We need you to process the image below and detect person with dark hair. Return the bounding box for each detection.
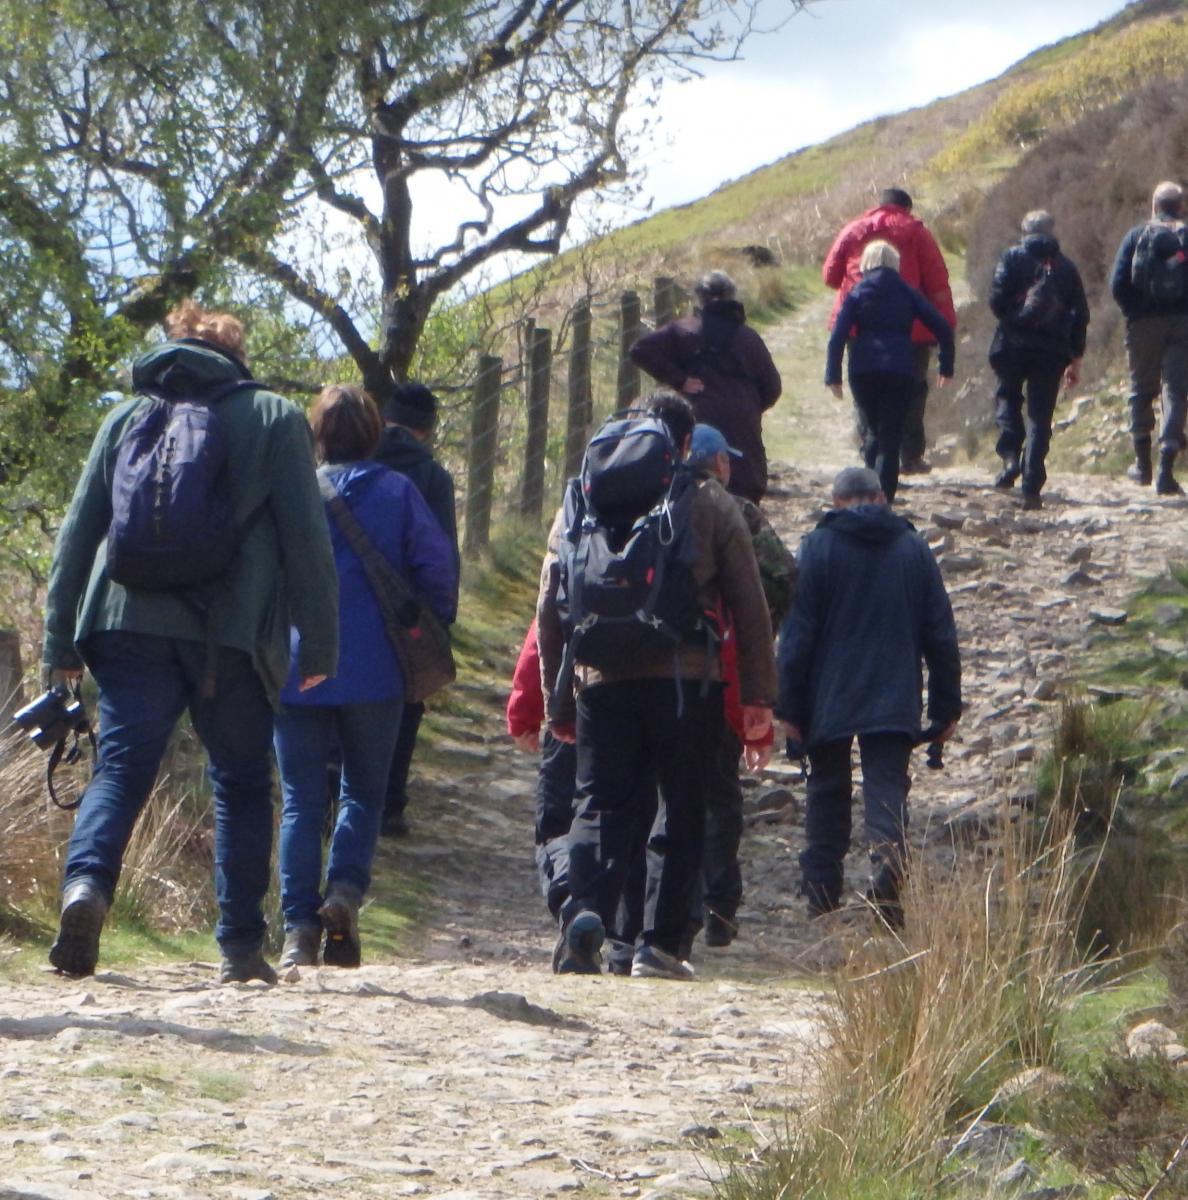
[628,270,782,503]
[988,211,1090,509]
[536,391,777,980]
[273,385,456,970]
[826,240,955,504]
[42,302,339,983]
[1110,181,1188,495]
[372,381,460,837]
[777,467,961,929]
[823,187,957,474]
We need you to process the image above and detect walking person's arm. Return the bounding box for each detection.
[917,546,962,735]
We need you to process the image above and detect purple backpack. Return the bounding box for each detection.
[106,379,255,591]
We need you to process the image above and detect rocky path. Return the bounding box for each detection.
[4,443,1188,1198]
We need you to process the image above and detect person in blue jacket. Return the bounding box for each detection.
[826,240,955,502]
[777,467,961,929]
[273,385,457,970]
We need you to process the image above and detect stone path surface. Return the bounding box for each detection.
[4,440,1188,1198]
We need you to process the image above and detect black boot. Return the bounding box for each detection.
[1129,440,1153,486]
[320,882,363,968]
[993,454,1021,489]
[1157,448,1184,496]
[48,878,108,977]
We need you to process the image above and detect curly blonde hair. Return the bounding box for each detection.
[163,299,247,362]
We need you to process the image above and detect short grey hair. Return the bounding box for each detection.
[694,269,737,303]
[1153,181,1184,218]
[859,240,900,274]
[832,466,882,502]
[1021,210,1055,236]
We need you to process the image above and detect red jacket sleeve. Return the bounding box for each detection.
[822,224,855,290]
[507,619,545,738]
[914,227,957,329]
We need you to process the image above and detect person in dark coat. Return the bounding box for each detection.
[988,210,1090,510]
[372,382,460,837]
[628,271,782,503]
[1109,180,1188,495]
[826,241,955,504]
[777,467,961,927]
[274,386,456,970]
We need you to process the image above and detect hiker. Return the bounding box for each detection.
[628,270,782,503]
[777,466,961,928]
[824,187,957,474]
[537,391,777,979]
[273,385,456,970]
[988,211,1090,510]
[825,240,955,503]
[41,301,339,983]
[372,381,460,838]
[685,423,795,945]
[1110,180,1188,495]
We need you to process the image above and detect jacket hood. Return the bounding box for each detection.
[819,503,914,544]
[1022,233,1060,259]
[131,338,251,397]
[857,205,920,241]
[699,298,746,325]
[322,459,388,503]
[377,424,434,470]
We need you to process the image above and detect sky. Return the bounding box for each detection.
[591,0,1132,228]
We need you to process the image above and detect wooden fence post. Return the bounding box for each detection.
[0,629,23,725]
[463,353,502,559]
[653,275,677,329]
[520,325,552,520]
[617,290,641,410]
[564,299,593,482]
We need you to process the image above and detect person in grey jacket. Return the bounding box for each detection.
[41,301,338,983]
[777,467,961,927]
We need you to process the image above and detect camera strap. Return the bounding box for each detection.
[45,684,97,811]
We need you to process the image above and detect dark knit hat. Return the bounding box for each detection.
[384,381,438,431]
[879,187,913,210]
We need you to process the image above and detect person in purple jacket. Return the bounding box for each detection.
[826,241,955,504]
[273,385,457,970]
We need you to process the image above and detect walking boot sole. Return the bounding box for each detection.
[49,895,105,977]
[320,897,361,968]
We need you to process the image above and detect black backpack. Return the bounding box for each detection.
[1015,254,1068,334]
[106,376,257,591]
[1131,222,1187,304]
[551,414,714,710]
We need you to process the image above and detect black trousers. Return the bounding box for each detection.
[800,733,913,915]
[563,678,723,956]
[850,372,914,502]
[701,729,744,922]
[383,700,424,819]
[992,349,1066,496]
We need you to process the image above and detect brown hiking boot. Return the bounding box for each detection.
[279,924,322,969]
[320,884,363,968]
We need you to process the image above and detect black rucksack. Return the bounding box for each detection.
[1015,254,1068,334]
[1131,222,1188,304]
[551,414,714,706]
[106,376,256,591]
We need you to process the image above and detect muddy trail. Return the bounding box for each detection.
[4,416,1188,1198]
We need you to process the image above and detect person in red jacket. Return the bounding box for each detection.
[823,188,957,475]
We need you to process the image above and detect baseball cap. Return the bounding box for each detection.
[689,423,742,466]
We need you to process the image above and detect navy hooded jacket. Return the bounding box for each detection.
[826,267,955,386]
[988,233,1090,363]
[374,425,460,573]
[777,504,961,748]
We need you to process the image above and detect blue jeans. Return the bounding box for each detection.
[65,631,276,954]
[273,698,403,930]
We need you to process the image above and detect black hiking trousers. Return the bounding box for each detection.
[563,677,724,957]
[992,347,1066,496]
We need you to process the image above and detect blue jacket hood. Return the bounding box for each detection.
[819,503,914,545]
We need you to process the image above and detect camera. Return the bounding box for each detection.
[12,684,92,751]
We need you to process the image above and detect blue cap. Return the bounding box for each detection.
[689,423,742,466]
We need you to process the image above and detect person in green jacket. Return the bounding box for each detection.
[41,300,338,983]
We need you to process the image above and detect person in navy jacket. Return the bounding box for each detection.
[273,385,457,970]
[826,240,955,503]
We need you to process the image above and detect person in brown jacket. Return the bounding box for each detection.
[537,392,776,981]
[629,271,782,503]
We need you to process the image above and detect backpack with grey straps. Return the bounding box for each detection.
[1131,222,1188,304]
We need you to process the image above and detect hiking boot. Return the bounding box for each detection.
[631,944,695,981]
[320,883,363,968]
[1128,442,1153,486]
[380,810,410,838]
[900,457,932,475]
[553,909,604,975]
[219,947,278,985]
[993,456,1021,490]
[279,924,322,970]
[48,878,108,978]
[1020,491,1043,511]
[605,938,635,976]
[1157,450,1184,496]
[866,891,906,933]
[703,911,737,948]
